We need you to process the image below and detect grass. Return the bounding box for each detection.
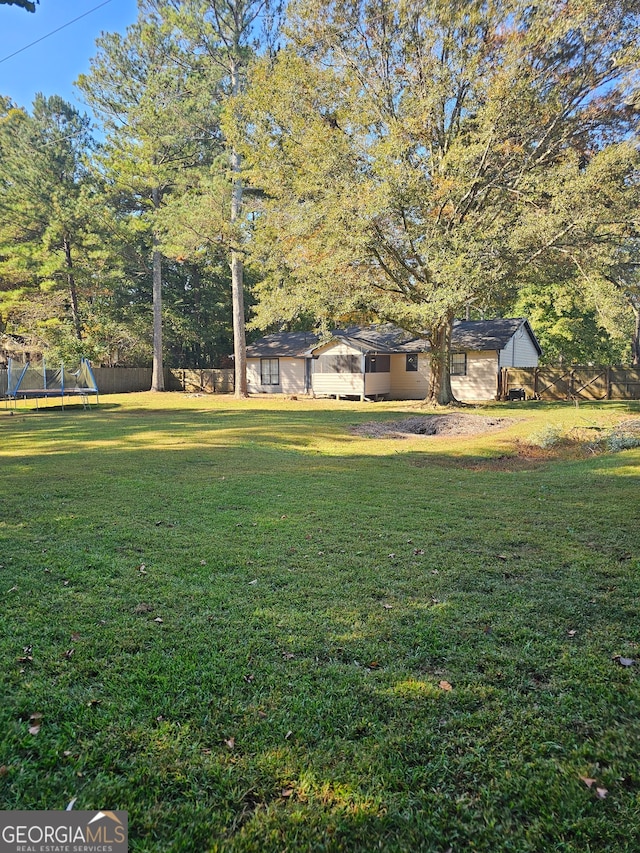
[0,393,639,852]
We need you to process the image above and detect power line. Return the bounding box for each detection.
[0,0,116,65]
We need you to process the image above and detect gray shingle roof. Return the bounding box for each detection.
[331,324,429,353]
[246,319,541,358]
[246,331,320,358]
[452,318,542,354]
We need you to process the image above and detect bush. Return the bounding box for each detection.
[527,423,565,448]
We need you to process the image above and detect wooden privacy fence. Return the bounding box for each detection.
[0,367,234,397]
[502,366,640,401]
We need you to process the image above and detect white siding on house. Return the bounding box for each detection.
[451,351,499,401]
[312,340,365,397]
[389,353,430,399]
[364,373,391,396]
[247,357,307,394]
[246,359,262,392]
[499,327,540,368]
[313,372,365,397]
[315,341,362,359]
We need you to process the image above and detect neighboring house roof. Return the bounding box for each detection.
[246,331,320,358]
[246,319,541,358]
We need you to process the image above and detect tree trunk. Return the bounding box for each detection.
[427,314,458,405]
[63,235,82,341]
[150,186,165,392]
[230,55,248,398]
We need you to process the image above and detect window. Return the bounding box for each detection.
[406,354,418,372]
[365,354,390,373]
[260,358,280,385]
[317,354,360,373]
[450,353,467,376]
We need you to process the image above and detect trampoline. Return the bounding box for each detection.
[6,358,99,409]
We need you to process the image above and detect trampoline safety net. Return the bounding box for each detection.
[7,358,99,406]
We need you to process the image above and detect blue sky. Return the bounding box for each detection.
[0,0,139,114]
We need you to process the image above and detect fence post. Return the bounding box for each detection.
[606,366,612,400]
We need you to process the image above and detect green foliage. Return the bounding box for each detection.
[237,0,640,394]
[0,95,121,356]
[0,0,38,11]
[515,282,630,366]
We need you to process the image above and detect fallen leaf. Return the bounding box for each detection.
[224,737,235,750]
[388,553,396,559]
[243,673,255,683]
[134,603,153,614]
[413,549,425,556]
[138,564,147,575]
[63,580,70,587]
[596,787,608,799]
[17,656,33,664]
[367,661,381,669]
[70,632,81,642]
[257,710,267,719]
[614,656,636,667]
[280,788,294,798]
[153,617,164,624]
[579,776,597,788]
[200,560,207,566]
[63,648,75,660]
[63,751,73,758]
[285,730,293,740]
[65,797,77,811]
[86,699,101,707]
[7,585,18,593]
[280,515,287,519]
[439,680,453,692]
[497,554,509,561]
[248,579,258,585]
[382,603,393,610]
[282,652,295,660]
[567,630,577,637]
[28,724,41,735]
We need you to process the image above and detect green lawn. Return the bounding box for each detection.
[1,394,639,852]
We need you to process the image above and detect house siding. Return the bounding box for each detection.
[313,372,365,397]
[247,357,307,394]
[451,351,499,401]
[312,341,365,397]
[389,353,430,399]
[499,327,540,367]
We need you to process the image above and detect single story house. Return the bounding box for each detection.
[246,318,541,402]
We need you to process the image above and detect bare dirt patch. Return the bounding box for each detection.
[350,413,515,439]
